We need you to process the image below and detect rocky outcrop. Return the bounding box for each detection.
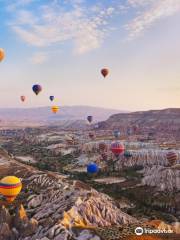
[0,155,136,239]
[141,165,180,192]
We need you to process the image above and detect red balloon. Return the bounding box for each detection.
[111,141,125,156]
[166,151,178,166]
[101,68,109,78]
[89,132,95,139]
[99,142,107,152]
[20,96,26,102]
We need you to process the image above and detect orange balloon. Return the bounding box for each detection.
[51,106,59,114]
[0,48,5,62]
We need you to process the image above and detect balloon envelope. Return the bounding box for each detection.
[0,48,5,62]
[49,96,54,101]
[124,151,132,158]
[127,128,131,136]
[20,96,26,102]
[0,176,22,202]
[101,68,109,78]
[32,84,42,95]
[99,142,107,152]
[111,141,125,156]
[51,106,59,114]
[89,132,95,139]
[113,130,120,139]
[87,115,93,123]
[87,163,99,174]
[166,151,178,166]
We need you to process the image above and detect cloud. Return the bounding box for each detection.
[4,0,180,53]
[7,1,115,54]
[126,0,180,39]
[30,52,48,64]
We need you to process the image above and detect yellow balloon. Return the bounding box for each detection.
[51,106,59,114]
[0,48,5,62]
[0,176,22,202]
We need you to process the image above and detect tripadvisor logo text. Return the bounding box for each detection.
[135,227,173,236]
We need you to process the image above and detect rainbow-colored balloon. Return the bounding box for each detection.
[0,176,22,202]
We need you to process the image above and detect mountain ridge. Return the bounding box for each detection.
[0,105,126,126]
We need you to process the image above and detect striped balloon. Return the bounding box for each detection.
[111,141,125,156]
[51,106,59,114]
[166,151,178,166]
[99,142,107,152]
[0,176,22,202]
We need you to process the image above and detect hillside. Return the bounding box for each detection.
[0,148,179,239]
[0,106,122,127]
[0,148,136,239]
[98,108,180,139]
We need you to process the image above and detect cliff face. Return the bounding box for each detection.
[97,108,180,139]
[141,165,180,192]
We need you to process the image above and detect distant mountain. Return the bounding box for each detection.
[0,106,125,126]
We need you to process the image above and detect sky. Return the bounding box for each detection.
[0,0,180,111]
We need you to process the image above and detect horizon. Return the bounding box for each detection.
[0,104,179,113]
[0,0,180,111]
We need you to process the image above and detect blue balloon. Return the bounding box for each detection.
[87,115,93,123]
[32,84,42,95]
[113,130,120,139]
[87,163,99,174]
[49,96,54,101]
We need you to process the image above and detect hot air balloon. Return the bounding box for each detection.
[124,151,132,159]
[87,163,99,174]
[101,152,108,161]
[0,176,22,203]
[111,141,125,157]
[20,96,26,102]
[49,96,54,101]
[87,115,93,124]
[32,84,42,95]
[113,130,120,139]
[51,106,59,114]
[99,142,107,152]
[133,125,139,134]
[0,48,5,62]
[101,68,109,78]
[127,128,131,136]
[166,151,178,166]
[89,132,95,139]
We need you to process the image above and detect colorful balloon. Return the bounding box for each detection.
[124,151,132,159]
[101,152,108,161]
[111,141,125,156]
[20,96,26,102]
[133,125,139,134]
[101,68,109,78]
[113,130,120,139]
[99,142,107,152]
[51,106,59,114]
[32,84,42,95]
[87,115,93,124]
[166,151,178,166]
[49,96,54,101]
[87,163,99,174]
[0,176,22,203]
[127,128,131,136]
[89,132,95,139]
[0,48,5,62]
